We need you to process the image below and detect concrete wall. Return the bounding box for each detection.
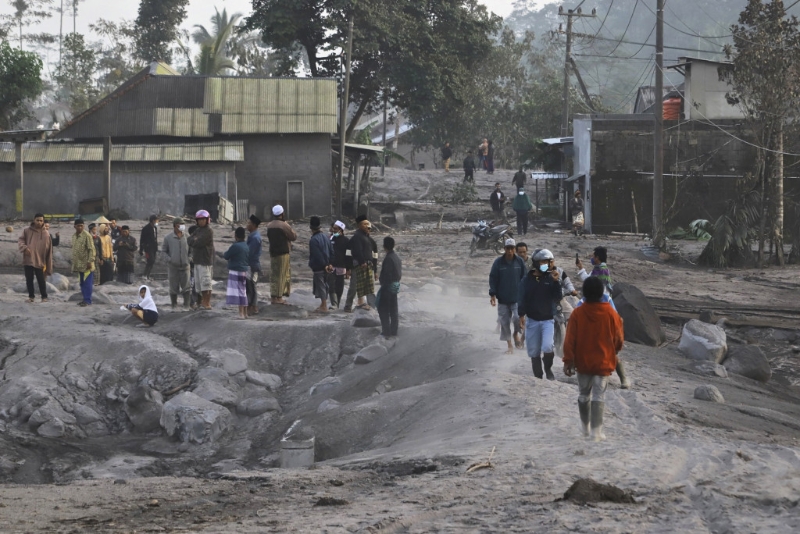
[234,134,332,221]
[685,62,746,121]
[0,162,233,219]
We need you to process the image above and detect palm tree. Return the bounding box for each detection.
[191,7,241,75]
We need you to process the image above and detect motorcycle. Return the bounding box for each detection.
[469,220,513,256]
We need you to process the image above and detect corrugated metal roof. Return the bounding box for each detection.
[0,141,244,163]
[153,109,212,137]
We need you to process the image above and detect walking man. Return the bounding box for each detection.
[378,236,402,338]
[570,189,585,235]
[71,219,96,307]
[518,249,563,378]
[512,189,533,236]
[18,213,53,303]
[489,183,507,224]
[114,225,137,284]
[463,150,476,183]
[512,168,527,192]
[563,276,624,441]
[266,205,297,305]
[329,221,349,309]
[441,142,452,172]
[187,210,215,310]
[309,216,334,313]
[139,215,159,280]
[246,215,263,315]
[162,217,191,309]
[489,238,526,354]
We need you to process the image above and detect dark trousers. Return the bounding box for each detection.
[79,271,93,304]
[515,210,529,235]
[24,265,47,299]
[143,249,156,278]
[378,291,399,337]
[329,273,345,308]
[463,169,474,182]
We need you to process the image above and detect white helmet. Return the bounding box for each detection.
[532,248,554,262]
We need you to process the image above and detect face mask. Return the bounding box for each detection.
[178,225,186,232]
[590,258,596,266]
[539,264,549,273]
[154,223,159,227]
[333,232,340,237]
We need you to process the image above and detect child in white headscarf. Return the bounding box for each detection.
[124,285,159,327]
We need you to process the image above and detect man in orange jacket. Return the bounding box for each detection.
[563,276,624,441]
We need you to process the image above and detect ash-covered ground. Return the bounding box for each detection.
[0,167,799,532]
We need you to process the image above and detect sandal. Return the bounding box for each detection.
[26,298,34,303]
[41,298,48,303]
[355,304,371,311]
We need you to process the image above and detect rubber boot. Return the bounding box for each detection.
[202,290,212,310]
[531,357,543,379]
[616,360,631,389]
[182,292,191,309]
[170,294,178,309]
[590,401,606,442]
[543,352,555,380]
[578,400,591,438]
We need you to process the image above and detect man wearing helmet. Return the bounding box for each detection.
[518,248,563,379]
[187,210,215,309]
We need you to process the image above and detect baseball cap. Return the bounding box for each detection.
[504,238,516,247]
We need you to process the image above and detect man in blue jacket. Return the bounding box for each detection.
[489,238,527,354]
[518,249,565,379]
[309,216,334,312]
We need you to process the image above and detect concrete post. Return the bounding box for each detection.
[353,154,361,217]
[103,137,112,210]
[14,142,23,217]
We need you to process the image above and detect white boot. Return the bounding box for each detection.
[579,400,590,438]
[591,401,606,442]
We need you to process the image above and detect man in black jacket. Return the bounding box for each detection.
[463,150,476,182]
[378,236,402,337]
[139,215,159,279]
[328,220,349,309]
[518,250,564,379]
[441,142,452,172]
[489,183,507,224]
[187,210,215,309]
[114,226,137,284]
[347,215,377,310]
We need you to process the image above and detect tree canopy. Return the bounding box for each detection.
[0,39,44,129]
[133,0,188,64]
[243,0,502,138]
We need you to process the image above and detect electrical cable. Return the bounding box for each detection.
[606,0,640,57]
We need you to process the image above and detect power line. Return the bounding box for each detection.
[606,0,640,57]
[567,30,723,54]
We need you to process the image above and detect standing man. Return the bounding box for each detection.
[18,213,53,303]
[441,142,452,172]
[563,276,624,441]
[348,215,378,310]
[378,236,402,338]
[139,215,159,280]
[114,225,137,284]
[512,189,533,236]
[308,216,334,313]
[329,221,349,310]
[489,183,507,224]
[187,210,215,310]
[512,168,527,192]
[266,205,297,305]
[245,215,263,315]
[44,222,60,246]
[162,217,191,309]
[489,238,527,354]
[109,218,121,241]
[478,138,488,170]
[486,140,495,174]
[71,219,96,307]
[515,241,529,267]
[518,249,563,379]
[570,189,585,235]
[463,150,476,183]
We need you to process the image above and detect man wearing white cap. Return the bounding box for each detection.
[187,210,215,309]
[488,238,526,354]
[328,220,349,309]
[265,205,297,304]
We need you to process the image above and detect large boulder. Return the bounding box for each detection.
[208,349,248,375]
[354,344,389,364]
[160,392,232,444]
[310,376,342,396]
[723,345,771,383]
[193,379,238,407]
[245,370,282,391]
[686,361,729,379]
[694,385,725,403]
[236,397,281,417]
[351,309,381,328]
[49,273,71,291]
[13,281,60,296]
[610,283,665,346]
[679,319,727,363]
[68,290,116,304]
[124,383,164,433]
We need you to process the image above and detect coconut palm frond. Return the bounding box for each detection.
[698,189,761,268]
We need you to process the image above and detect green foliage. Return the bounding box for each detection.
[1,0,55,48]
[90,19,142,96]
[433,182,479,205]
[243,0,501,138]
[697,190,761,267]
[54,32,100,116]
[133,0,189,64]
[0,39,43,129]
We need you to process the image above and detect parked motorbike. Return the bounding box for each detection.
[470,220,513,256]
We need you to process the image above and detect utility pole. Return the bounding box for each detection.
[337,20,354,219]
[381,92,387,177]
[653,0,665,248]
[559,6,596,137]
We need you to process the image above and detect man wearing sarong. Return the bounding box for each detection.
[349,215,378,310]
[308,216,334,313]
[266,205,297,305]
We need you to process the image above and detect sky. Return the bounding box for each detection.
[1,0,533,48]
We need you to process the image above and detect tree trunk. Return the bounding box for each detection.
[756,148,768,268]
[345,95,372,142]
[773,122,785,266]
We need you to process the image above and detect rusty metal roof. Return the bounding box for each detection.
[0,141,244,163]
[54,69,338,140]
